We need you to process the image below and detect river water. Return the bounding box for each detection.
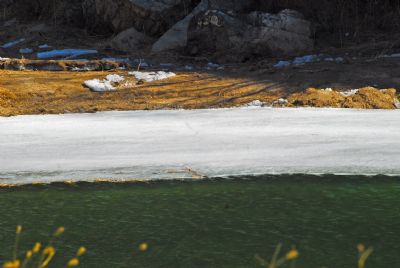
[0,175,399,267]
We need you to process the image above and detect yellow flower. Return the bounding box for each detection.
[39,246,56,268]
[138,243,148,252]
[357,243,365,253]
[77,246,86,257]
[43,246,55,255]
[25,250,33,259]
[32,242,41,253]
[54,226,65,236]
[67,258,79,267]
[286,249,299,260]
[16,225,22,234]
[3,259,20,268]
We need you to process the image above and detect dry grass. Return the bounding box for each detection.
[0,70,281,116]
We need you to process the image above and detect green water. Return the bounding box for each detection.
[0,175,399,268]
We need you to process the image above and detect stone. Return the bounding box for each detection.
[187,9,313,59]
[89,0,194,36]
[110,27,153,52]
[152,0,208,53]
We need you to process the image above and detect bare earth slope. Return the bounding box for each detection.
[1,56,400,116]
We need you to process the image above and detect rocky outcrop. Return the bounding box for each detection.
[87,0,197,36]
[152,0,208,53]
[186,9,313,59]
[111,27,154,52]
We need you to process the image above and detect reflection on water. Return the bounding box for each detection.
[0,174,399,267]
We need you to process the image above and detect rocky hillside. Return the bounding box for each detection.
[1,0,400,60]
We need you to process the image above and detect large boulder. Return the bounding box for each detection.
[152,0,208,53]
[87,0,198,36]
[187,9,313,59]
[110,27,154,52]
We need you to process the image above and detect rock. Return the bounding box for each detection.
[90,0,195,36]
[110,27,153,52]
[152,0,208,53]
[245,9,311,36]
[187,9,313,59]
[208,0,256,12]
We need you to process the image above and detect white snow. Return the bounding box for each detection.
[84,74,124,92]
[293,54,318,65]
[105,74,125,83]
[84,79,115,92]
[1,38,25,48]
[19,48,33,54]
[129,71,176,82]
[242,100,264,107]
[340,89,359,97]
[101,57,130,63]
[382,53,400,58]
[38,44,51,49]
[1,108,400,184]
[0,57,10,61]
[274,60,291,68]
[37,49,98,59]
[274,55,345,68]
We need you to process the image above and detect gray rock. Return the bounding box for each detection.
[110,27,154,52]
[187,9,313,58]
[90,0,191,36]
[152,0,208,53]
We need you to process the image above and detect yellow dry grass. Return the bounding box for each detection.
[0,70,281,116]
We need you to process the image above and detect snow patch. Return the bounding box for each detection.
[242,100,265,107]
[38,44,51,49]
[1,38,25,48]
[84,74,125,92]
[106,74,125,83]
[129,71,176,82]
[274,60,291,68]
[340,89,359,97]
[37,49,98,59]
[102,57,130,63]
[0,57,10,61]
[19,48,33,54]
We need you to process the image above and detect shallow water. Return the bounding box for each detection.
[0,175,399,267]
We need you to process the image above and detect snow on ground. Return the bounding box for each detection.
[340,89,359,96]
[274,54,345,68]
[38,44,51,49]
[129,71,176,82]
[19,48,33,54]
[84,74,124,92]
[1,38,25,48]
[37,49,98,59]
[1,108,400,184]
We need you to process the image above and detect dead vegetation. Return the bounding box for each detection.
[287,87,399,109]
[0,69,398,117]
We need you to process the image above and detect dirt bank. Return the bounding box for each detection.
[0,60,399,116]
